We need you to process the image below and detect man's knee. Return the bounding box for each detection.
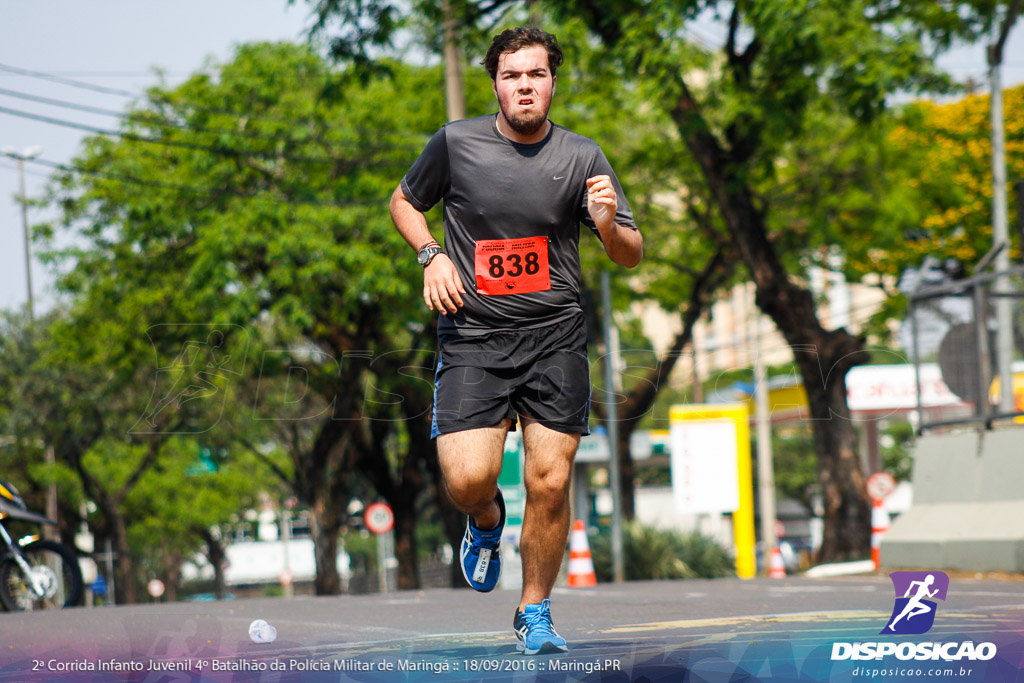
[526,465,571,507]
[438,433,505,511]
[444,471,498,510]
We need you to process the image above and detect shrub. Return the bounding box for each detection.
[589,522,735,581]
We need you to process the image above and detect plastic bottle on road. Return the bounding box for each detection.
[248,619,278,643]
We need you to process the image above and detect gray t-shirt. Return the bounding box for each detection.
[401,113,637,333]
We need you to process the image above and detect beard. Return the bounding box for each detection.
[498,98,549,136]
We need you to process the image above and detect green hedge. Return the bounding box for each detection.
[589,522,735,581]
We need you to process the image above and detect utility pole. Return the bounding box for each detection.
[600,271,625,583]
[753,318,778,571]
[1016,180,1024,254]
[2,146,42,320]
[987,2,1022,415]
[2,146,57,539]
[691,333,703,403]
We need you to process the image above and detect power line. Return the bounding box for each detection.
[23,155,391,210]
[0,87,127,117]
[0,86,423,153]
[0,104,416,170]
[2,71,193,78]
[0,62,137,98]
[0,61,430,149]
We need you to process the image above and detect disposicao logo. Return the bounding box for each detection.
[882,570,949,635]
[831,570,997,662]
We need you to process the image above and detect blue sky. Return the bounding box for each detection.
[1,2,1023,316]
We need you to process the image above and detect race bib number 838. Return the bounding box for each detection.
[474,236,551,296]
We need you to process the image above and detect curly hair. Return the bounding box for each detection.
[481,26,564,80]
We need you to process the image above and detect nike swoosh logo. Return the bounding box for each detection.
[553,175,565,180]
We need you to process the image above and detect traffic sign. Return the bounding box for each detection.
[364,502,394,535]
[866,471,897,502]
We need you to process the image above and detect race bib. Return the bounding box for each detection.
[474,236,551,296]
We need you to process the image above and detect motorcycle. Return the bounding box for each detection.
[0,479,83,610]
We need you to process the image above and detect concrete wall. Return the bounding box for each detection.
[881,428,1024,571]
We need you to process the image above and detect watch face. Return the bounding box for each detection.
[418,246,441,265]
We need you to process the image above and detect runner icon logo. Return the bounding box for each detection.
[881,570,949,635]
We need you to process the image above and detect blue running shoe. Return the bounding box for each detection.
[460,488,505,592]
[513,599,569,655]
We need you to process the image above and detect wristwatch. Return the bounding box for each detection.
[417,245,444,267]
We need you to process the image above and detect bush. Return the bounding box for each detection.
[589,522,735,581]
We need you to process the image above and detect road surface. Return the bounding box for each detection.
[1,575,1022,682]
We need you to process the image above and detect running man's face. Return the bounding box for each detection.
[493,44,555,138]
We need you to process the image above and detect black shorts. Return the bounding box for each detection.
[430,313,591,438]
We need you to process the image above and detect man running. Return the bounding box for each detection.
[389,26,642,655]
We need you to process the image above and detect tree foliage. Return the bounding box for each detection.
[887,86,1024,268]
[34,42,472,595]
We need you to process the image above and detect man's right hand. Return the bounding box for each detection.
[424,254,466,315]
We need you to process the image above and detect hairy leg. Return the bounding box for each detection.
[436,419,512,530]
[518,417,580,611]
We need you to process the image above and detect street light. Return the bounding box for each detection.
[2,145,43,320]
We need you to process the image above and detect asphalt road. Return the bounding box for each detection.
[1,575,1022,682]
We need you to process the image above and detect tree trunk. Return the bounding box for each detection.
[443,0,466,122]
[162,547,183,602]
[666,79,871,561]
[108,509,136,604]
[199,528,227,600]
[300,399,354,596]
[392,494,419,590]
[310,495,342,594]
[390,412,434,591]
[790,337,871,560]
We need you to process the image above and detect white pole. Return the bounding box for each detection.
[989,24,1016,414]
[601,271,626,583]
[754,318,777,570]
[281,508,293,598]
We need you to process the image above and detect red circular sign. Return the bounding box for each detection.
[866,471,897,502]
[364,502,394,534]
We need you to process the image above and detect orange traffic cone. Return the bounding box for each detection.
[567,520,597,587]
[871,498,891,570]
[769,546,786,578]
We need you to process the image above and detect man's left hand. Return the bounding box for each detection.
[586,175,617,230]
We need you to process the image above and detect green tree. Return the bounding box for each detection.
[124,438,270,601]
[38,42,455,594]
[0,309,213,603]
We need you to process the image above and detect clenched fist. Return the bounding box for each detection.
[586,175,618,231]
